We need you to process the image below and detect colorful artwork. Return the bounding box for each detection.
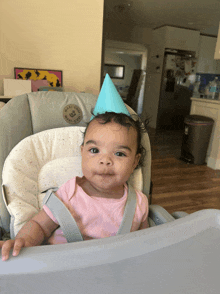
[14,68,62,91]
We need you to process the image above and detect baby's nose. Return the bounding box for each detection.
[99,155,113,166]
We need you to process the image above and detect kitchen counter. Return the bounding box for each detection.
[190,97,220,169]
[191,94,220,103]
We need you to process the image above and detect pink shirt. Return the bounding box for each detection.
[43,176,149,244]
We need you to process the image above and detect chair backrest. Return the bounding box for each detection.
[0,92,151,233]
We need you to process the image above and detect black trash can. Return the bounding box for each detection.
[180,115,214,165]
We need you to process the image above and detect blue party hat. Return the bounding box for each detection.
[92,74,130,119]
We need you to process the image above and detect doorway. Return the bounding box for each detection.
[104,40,148,115]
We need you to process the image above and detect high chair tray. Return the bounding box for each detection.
[1,209,220,294]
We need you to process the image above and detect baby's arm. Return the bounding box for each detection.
[0,210,58,261]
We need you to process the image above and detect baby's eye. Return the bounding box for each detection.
[115,151,126,157]
[89,147,99,154]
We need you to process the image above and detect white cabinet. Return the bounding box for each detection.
[153,26,200,53]
[197,35,219,74]
[164,26,200,52]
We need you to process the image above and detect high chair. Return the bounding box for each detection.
[0,92,220,293]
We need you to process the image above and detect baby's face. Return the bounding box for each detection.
[81,119,141,196]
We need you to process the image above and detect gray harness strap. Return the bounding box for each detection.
[43,190,83,242]
[116,184,137,235]
[43,183,137,243]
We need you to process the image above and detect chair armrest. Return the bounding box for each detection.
[149,204,175,225]
[148,217,156,227]
[171,211,189,219]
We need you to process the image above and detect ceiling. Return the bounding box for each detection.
[104,0,220,36]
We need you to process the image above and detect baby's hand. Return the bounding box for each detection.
[0,238,25,261]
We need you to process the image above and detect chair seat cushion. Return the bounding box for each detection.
[2,126,143,238]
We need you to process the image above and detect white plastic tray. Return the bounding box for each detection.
[1,209,220,293]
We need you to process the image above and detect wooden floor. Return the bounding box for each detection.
[148,128,220,214]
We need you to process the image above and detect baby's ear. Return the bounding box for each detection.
[80,145,84,154]
[134,153,141,169]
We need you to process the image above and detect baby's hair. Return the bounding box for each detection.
[82,112,149,169]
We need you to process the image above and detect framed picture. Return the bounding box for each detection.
[14,67,63,92]
[104,64,125,79]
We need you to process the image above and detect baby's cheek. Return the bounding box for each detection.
[82,162,93,176]
[81,161,88,173]
[120,168,131,179]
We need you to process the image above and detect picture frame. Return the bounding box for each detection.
[104,64,125,79]
[14,67,63,92]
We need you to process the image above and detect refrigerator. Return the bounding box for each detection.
[156,49,196,130]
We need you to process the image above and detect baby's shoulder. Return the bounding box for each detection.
[135,189,149,204]
[57,176,78,200]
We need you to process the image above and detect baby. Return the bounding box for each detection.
[0,112,149,261]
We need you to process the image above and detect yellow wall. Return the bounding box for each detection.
[0,0,104,95]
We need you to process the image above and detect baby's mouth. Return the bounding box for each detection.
[95,172,114,176]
